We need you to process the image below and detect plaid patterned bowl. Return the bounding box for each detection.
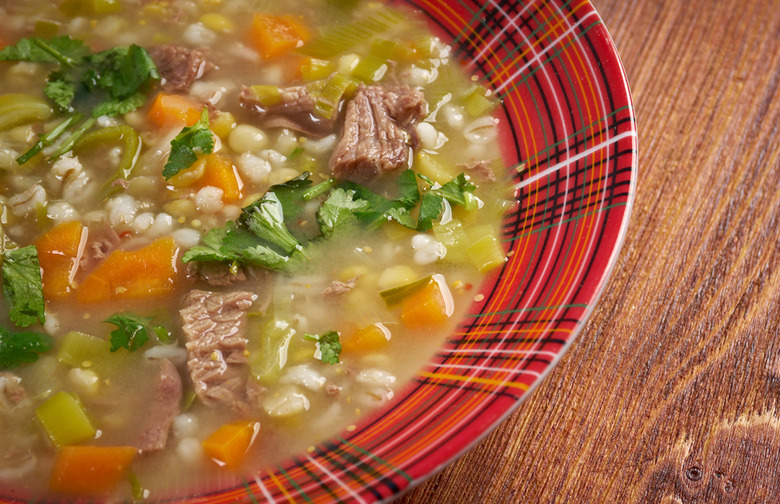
[181,1,637,502]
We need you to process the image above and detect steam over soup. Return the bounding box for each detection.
[0,0,512,500]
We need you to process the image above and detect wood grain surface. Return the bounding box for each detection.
[397,0,780,502]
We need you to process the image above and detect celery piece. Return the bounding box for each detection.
[249,318,295,385]
[248,85,283,107]
[0,94,53,132]
[352,54,388,83]
[301,57,333,82]
[379,275,432,305]
[57,331,106,368]
[36,391,96,447]
[461,84,499,117]
[432,219,469,263]
[314,73,358,119]
[415,151,453,185]
[301,6,405,58]
[371,39,412,61]
[465,225,506,273]
[34,20,61,38]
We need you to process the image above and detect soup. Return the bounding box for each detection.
[0,0,511,500]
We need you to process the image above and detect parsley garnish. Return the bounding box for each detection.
[104,312,159,352]
[0,36,159,164]
[0,326,53,369]
[162,109,215,178]
[304,331,342,365]
[1,245,46,328]
[182,192,307,272]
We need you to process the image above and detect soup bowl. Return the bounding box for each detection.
[0,0,635,502]
[189,0,636,502]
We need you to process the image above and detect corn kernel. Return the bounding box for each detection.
[200,13,233,32]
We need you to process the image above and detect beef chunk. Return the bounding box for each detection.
[180,290,256,409]
[148,44,212,93]
[322,276,358,298]
[460,159,498,182]
[239,84,338,137]
[0,372,26,407]
[330,84,427,184]
[136,359,182,452]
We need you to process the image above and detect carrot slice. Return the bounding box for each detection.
[202,421,260,469]
[197,152,244,203]
[400,276,454,329]
[147,92,202,128]
[76,237,179,304]
[50,445,136,495]
[249,14,310,60]
[35,221,87,300]
[342,323,392,354]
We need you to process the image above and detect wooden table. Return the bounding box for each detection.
[397,0,780,502]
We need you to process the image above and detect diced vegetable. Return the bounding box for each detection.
[36,391,96,447]
[35,220,87,300]
[249,14,310,60]
[400,275,453,329]
[49,446,136,495]
[465,225,506,273]
[314,72,358,119]
[351,54,388,83]
[59,0,122,17]
[76,237,179,304]
[432,219,469,263]
[461,84,499,117]
[247,85,282,107]
[147,92,202,128]
[202,421,260,469]
[197,152,244,203]
[74,125,141,184]
[341,323,391,354]
[379,275,431,305]
[414,151,452,185]
[300,57,333,81]
[0,93,53,132]
[57,331,106,368]
[250,318,296,384]
[300,7,404,59]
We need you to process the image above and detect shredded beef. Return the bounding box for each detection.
[148,44,212,93]
[239,84,338,137]
[136,359,182,452]
[460,159,498,182]
[323,277,358,298]
[180,290,256,410]
[330,84,427,183]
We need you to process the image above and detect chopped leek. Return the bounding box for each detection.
[249,317,296,384]
[314,73,358,119]
[379,275,432,305]
[248,85,282,107]
[35,391,96,447]
[462,84,499,117]
[351,54,387,83]
[465,225,506,273]
[414,151,452,185]
[57,331,107,368]
[301,6,405,58]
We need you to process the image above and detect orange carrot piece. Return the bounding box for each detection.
[202,421,260,469]
[197,153,244,203]
[147,92,202,128]
[35,221,88,300]
[249,13,310,60]
[76,237,179,304]
[342,323,391,354]
[400,278,453,329]
[50,445,136,495]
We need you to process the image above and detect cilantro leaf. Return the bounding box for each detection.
[181,224,234,263]
[104,312,153,352]
[162,109,214,179]
[432,173,478,209]
[268,172,314,220]
[0,35,90,64]
[304,331,342,365]
[416,192,444,231]
[85,45,159,101]
[240,192,304,255]
[0,326,53,369]
[1,245,46,328]
[317,188,369,237]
